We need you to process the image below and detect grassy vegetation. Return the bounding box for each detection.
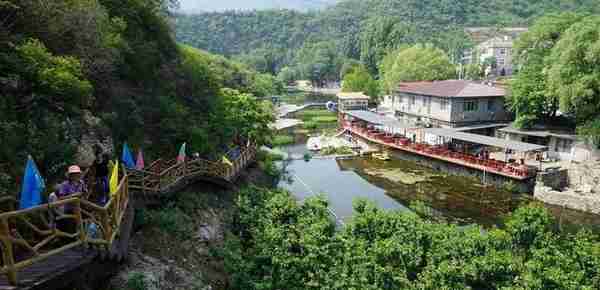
[143,205,193,240]
[311,116,338,123]
[126,272,147,290]
[320,146,354,156]
[296,109,336,120]
[272,134,295,146]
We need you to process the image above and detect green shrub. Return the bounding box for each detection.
[145,205,193,239]
[303,121,318,130]
[272,135,295,146]
[127,272,147,290]
[320,146,353,155]
[311,116,338,123]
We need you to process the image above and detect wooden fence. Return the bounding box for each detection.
[0,145,256,286]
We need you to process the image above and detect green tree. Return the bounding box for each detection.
[547,15,600,134]
[277,66,297,85]
[294,41,342,88]
[341,65,380,98]
[464,63,483,80]
[509,12,585,129]
[379,44,456,94]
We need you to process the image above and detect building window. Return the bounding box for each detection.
[498,58,505,66]
[463,101,478,112]
[500,48,506,55]
[410,95,416,106]
[440,99,449,111]
[487,99,495,111]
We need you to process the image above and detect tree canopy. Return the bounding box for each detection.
[225,187,600,290]
[341,64,380,99]
[379,44,456,94]
[509,12,600,146]
[0,0,279,194]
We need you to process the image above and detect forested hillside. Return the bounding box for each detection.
[0,0,277,194]
[175,0,600,78]
[178,0,338,12]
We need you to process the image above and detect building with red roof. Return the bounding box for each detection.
[381,80,514,128]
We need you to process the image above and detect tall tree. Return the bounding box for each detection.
[341,65,380,99]
[509,12,585,128]
[379,44,456,94]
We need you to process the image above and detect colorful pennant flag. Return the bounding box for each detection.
[177,143,187,164]
[109,160,119,196]
[122,143,136,168]
[136,149,145,170]
[19,156,45,209]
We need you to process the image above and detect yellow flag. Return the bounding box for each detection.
[109,160,119,195]
[222,156,233,167]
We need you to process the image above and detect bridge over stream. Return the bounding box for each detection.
[0,145,257,289]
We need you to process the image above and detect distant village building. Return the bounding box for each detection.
[462,27,528,76]
[337,92,370,112]
[381,80,513,128]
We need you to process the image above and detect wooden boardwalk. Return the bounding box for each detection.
[0,247,96,290]
[0,145,257,288]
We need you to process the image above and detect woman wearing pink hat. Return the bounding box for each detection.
[57,165,87,198]
[54,165,88,233]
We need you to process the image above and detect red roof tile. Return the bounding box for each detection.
[396,80,505,98]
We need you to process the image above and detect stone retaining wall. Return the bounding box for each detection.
[534,159,600,214]
[390,149,535,193]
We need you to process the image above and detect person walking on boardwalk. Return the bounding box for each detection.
[55,165,87,233]
[94,152,110,204]
[58,165,87,198]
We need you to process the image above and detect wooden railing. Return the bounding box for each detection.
[129,145,257,194]
[0,145,257,286]
[0,197,86,285]
[0,165,130,286]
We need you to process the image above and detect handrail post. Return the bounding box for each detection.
[73,199,86,247]
[0,217,17,285]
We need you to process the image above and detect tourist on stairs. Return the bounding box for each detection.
[56,165,87,233]
[94,151,110,205]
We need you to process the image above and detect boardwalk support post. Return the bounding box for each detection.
[0,218,17,286]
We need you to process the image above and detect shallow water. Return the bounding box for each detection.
[276,92,600,231]
[279,154,600,231]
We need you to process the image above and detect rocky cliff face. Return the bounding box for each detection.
[74,110,114,167]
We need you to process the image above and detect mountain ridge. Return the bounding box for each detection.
[178,0,338,12]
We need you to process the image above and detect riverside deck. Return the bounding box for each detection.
[341,119,542,180]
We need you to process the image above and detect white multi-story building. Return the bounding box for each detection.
[381,80,513,128]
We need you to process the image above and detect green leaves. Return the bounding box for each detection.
[341,65,380,99]
[510,12,600,134]
[380,44,456,93]
[224,188,600,289]
[16,39,93,107]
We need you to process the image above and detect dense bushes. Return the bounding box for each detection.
[224,187,600,289]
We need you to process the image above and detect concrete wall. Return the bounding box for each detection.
[393,93,452,123]
[449,97,512,125]
[389,148,535,193]
[534,159,600,214]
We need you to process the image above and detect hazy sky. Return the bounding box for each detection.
[178,0,337,12]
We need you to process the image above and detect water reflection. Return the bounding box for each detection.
[279,156,600,231]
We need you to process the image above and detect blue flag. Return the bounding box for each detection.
[122,143,136,168]
[19,156,45,209]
